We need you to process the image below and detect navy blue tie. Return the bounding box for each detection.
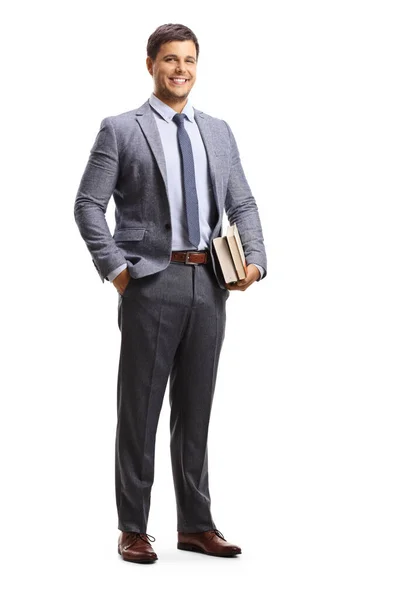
[172,112,200,247]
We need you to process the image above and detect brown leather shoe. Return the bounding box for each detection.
[177,529,241,557]
[118,532,158,563]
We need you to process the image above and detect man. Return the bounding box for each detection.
[74,23,267,564]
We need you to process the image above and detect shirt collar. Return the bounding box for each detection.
[149,92,195,123]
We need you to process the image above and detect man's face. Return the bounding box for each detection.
[146,40,197,104]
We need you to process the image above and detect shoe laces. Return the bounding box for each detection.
[123,532,156,550]
[208,528,226,541]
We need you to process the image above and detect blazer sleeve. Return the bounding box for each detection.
[74,117,127,282]
[223,120,267,279]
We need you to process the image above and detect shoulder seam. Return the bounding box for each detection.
[102,116,119,166]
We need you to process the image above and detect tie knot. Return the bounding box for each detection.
[173,113,186,127]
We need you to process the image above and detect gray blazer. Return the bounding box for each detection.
[74,99,267,290]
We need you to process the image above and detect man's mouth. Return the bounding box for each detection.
[169,77,188,86]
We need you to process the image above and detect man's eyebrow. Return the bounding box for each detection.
[163,53,196,60]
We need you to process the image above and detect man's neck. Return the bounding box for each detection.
[153,92,188,113]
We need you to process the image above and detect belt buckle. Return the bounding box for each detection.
[185,251,198,265]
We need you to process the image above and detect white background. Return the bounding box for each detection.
[1,1,399,598]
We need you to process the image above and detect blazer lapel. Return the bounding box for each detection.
[135,100,168,193]
[193,108,222,223]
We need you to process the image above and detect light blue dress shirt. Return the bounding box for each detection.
[107,93,265,282]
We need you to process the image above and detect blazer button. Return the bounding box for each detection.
[165,223,171,230]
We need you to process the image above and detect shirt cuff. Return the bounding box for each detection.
[107,263,127,282]
[252,264,265,281]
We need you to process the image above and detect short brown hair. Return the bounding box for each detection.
[147,23,199,62]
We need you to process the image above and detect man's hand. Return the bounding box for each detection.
[113,267,131,295]
[225,264,260,292]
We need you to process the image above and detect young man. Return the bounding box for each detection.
[74,23,267,564]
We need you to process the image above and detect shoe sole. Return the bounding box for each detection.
[177,542,241,557]
[118,547,158,563]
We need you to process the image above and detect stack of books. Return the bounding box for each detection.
[212,223,247,284]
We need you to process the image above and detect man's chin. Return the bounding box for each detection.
[169,85,189,95]
[161,87,190,101]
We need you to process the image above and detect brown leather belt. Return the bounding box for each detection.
[170,250,210,265]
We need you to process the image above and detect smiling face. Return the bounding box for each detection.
[146,40,197,111]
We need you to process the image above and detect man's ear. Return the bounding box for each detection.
[146,57,153,76]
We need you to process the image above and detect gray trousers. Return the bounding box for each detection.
[115,258,229,533]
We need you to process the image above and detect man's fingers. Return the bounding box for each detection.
[225,273,256,291]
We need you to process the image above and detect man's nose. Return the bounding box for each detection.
[175,60,188,73]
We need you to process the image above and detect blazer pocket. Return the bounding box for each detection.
[113,228,146,242]
[214,150,229,158]
[214,151,231,167]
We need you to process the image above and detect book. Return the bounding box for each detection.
[226,223,247,280]
[212,223,247,284]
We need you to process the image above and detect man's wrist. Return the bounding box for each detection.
[107,263,127,282]
[252,263,264,281]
